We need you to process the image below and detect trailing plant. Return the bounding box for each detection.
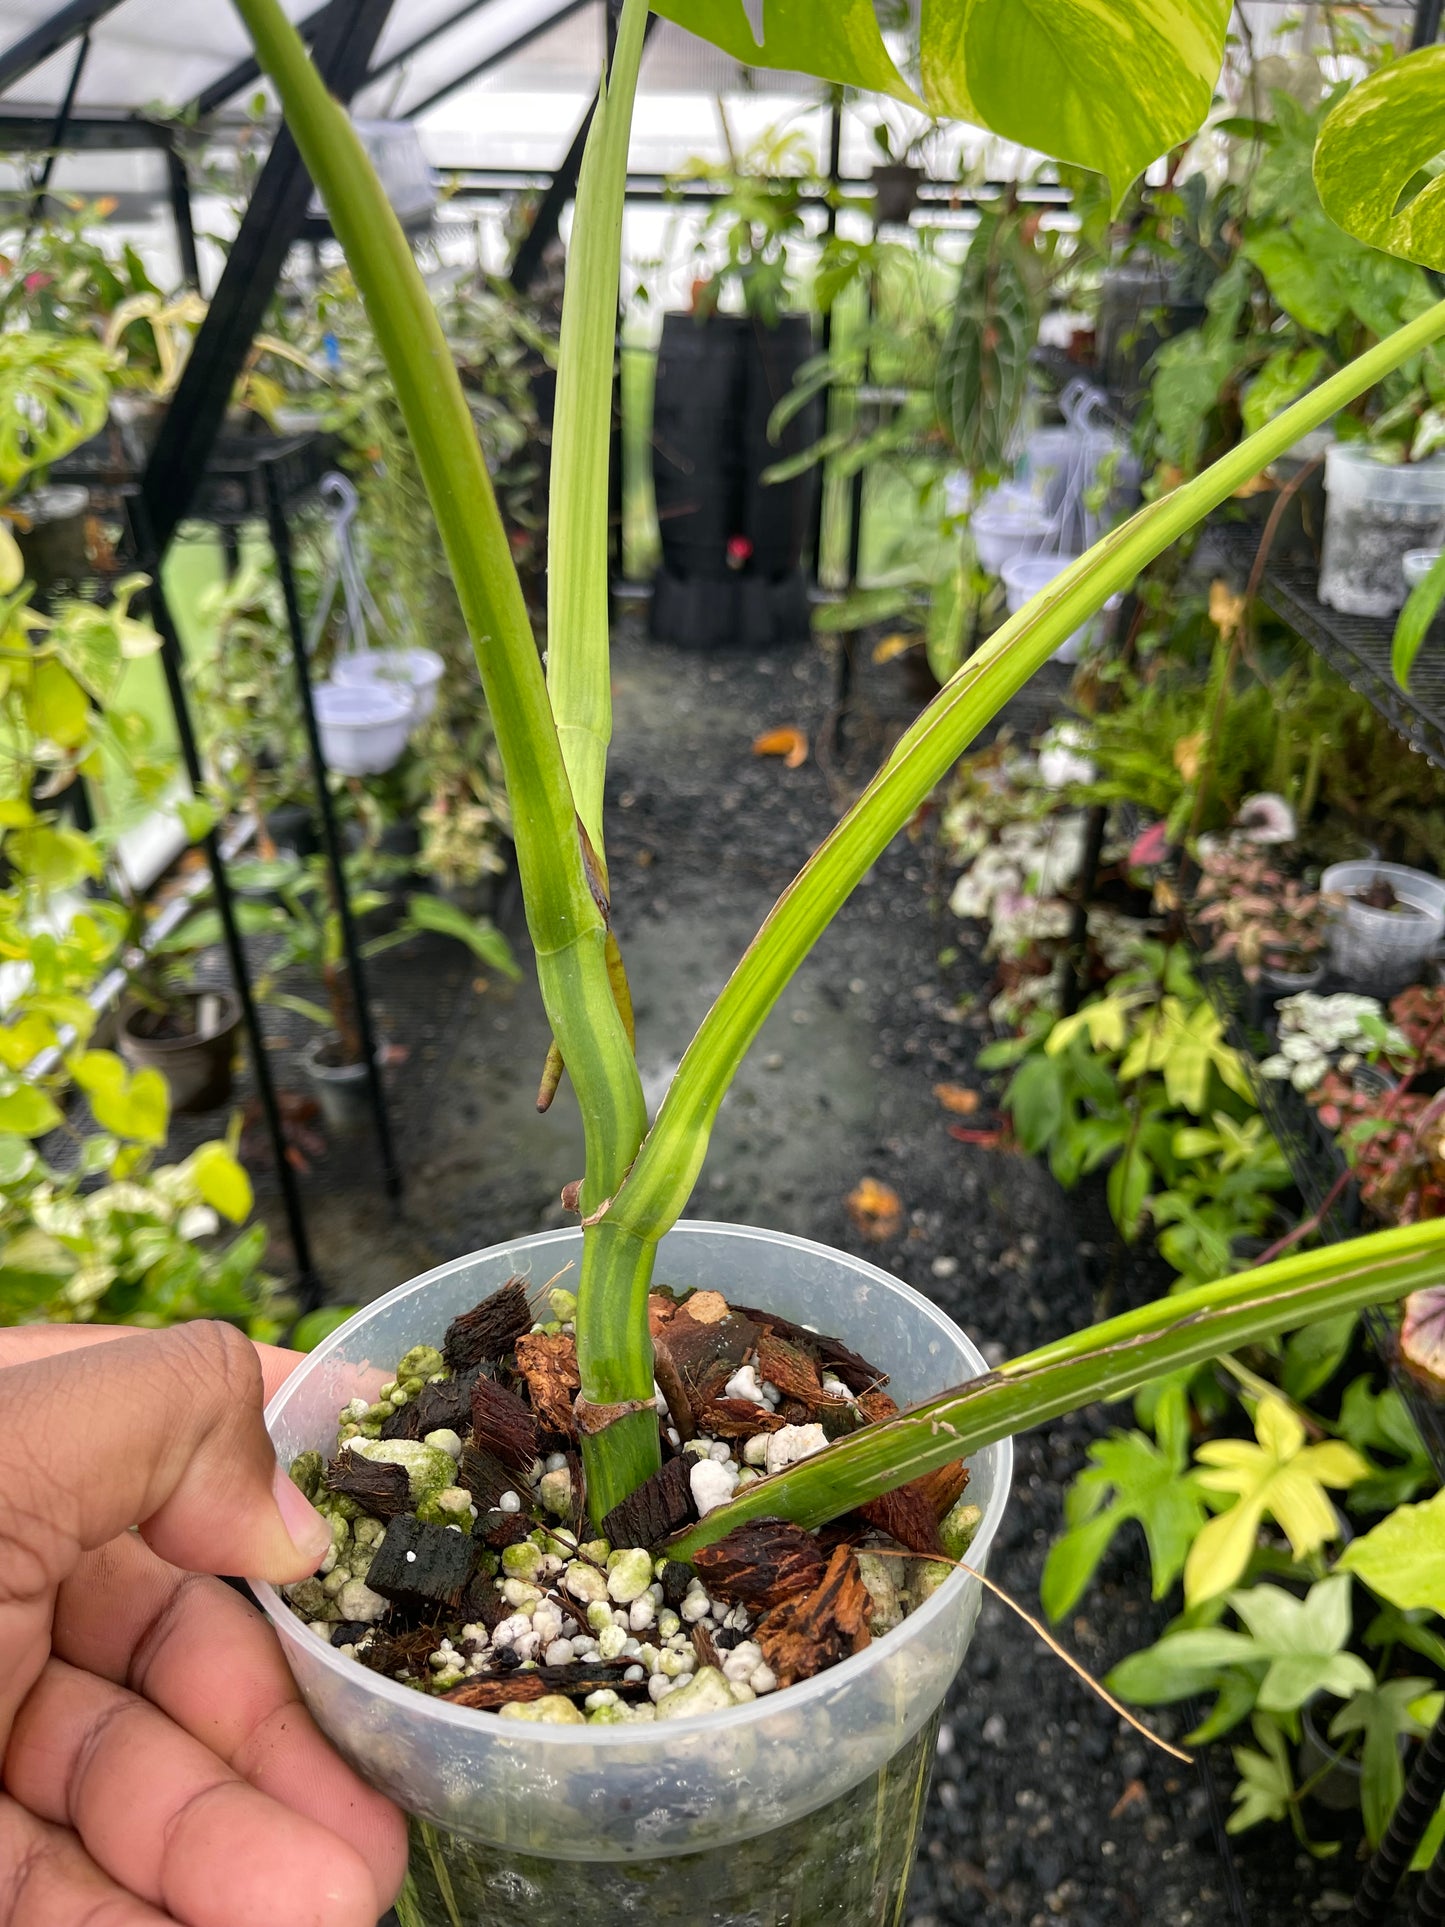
[236,0,1445,1545]
[670,123,829,328]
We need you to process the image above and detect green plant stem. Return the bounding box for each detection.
[605,296,1445,1267]
[666,1220,1445,1559]
[232,0,647,1212]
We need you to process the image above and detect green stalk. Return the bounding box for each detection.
[607,296,1445,1254]
[547,0,648,857]
[666,1221,1445,1559]
[232,0,647,1222]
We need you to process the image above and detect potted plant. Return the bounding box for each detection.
[237,0,1445,1914]
[1193,845,1337,995]
[1319,443,1445,616]
[116,922,245,1115]
[1319,858,1445,996]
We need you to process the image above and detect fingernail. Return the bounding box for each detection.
[272,1462,333,1566]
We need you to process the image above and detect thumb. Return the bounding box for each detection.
[2,1322,332,1590]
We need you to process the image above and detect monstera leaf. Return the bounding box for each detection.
[1315,46,1445,271]
[653,0,1231,211]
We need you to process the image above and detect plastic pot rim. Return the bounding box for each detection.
[252,1219,1013,1751]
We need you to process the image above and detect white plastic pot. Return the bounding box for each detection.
[972,485,1051,575]
[255,1221,1012,1925]
[1002,551,1112,663]
[1024,424,1138,519]
[1404,548,1441,592]
[333,647,445,725]
[1319,446,1445,616]
[1321,859,1445,996]
[313,680,412,775]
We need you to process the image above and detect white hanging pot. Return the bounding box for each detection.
[333,646,445,725]
[313,680,413,775]
[972,485,1051,575]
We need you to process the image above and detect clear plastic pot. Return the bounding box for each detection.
[1321,859,1445,996]
[1023,424,1139,520]
[313,680,413,775]
[254,1222,1013,1926]
[1002,551,1119,663]
[333,647,445,724]
[1319,446,1445,616]
[972,485,1051,574]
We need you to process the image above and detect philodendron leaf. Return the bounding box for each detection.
[922,0,1231,213]
[650,0,917,104]
[1041,1427,1207,1618]
[1339,1487,1445,1616]
[1392,545,1445,690]
[1315,47,1445,270]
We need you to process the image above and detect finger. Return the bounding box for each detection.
[7,1661,387,1927]
[0,1792,172,1926]
[53,1534,406,1907]
[0,1324,330,1745]
[0,1327,305,1403]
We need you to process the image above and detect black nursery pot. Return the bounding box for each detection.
[118,991,242,1113]
[649,312,822,649]
[15,485,91,586]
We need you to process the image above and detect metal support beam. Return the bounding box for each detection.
[0,0,123,98]
[140,0,396,555]
[21,29,88,245]
[405,0,590,117]
[367,0,501,85]
[166,144,200,290]
[192,3,331,120]
[1413,0,1444,47]
[0,109,170,149]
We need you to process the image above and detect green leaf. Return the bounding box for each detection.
[1041,1428,1207,1617]
[177,795,218,844]
[0,333,113,494]
[1187,1395,1368,1604]
[1281,1312,1357,1404]
[71,1050,169,1146]
[1393,543,1445,690]
[1329,1679,1433,1848]
[186,1142,254,1223]
[1108,1140,1153,1241]
[0,1084,63,1138]
[923,0,1231,214]
[1005,1052,1064,1153]
[1242,346,1327,438]
[291,1305,358,1352]
[1340,1488,1445,1616]
[651,0,916,104]
[1229,1715,1295,1834]
[26,660,90,750]
[403,893,522,979]
[1314,46,1445,271]
[1229,1576,1374,1713]
[8,824,102,890]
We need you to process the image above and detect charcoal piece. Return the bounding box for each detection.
[366,1514,476,1613]
[472,1375,538,1472]
[713,1628,742,1651]
[514,1331,581,1437]
[328,1620,377,1648]
[694,1520,827,1609]
[732,1302,888,1394]
[459,1444,514,1511]
[379,1371,476,1443]
[459,1573,510,1632]
[533,1661,652,1699]
[602,1455,693,1552]
[444,1277,534,1372]
[660,1558,698,1609]
[323,1452,411,1519]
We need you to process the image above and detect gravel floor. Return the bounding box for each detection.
[246,611,1404,1923]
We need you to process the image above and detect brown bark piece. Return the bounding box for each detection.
[730,1303,888,1395]
[361,1625,440,1682]
[691,1617,723,1672]
[663,1299,760,1385]
[379,1371,475,1443]
[858,1480,945,1556]
[515,1331,582,1439]
[602,1454,694,1552]
[693,1519,827,1609]
[323,1452,411,1519]
[856,1390,900,1425]
[441,1672,548,1710]
[756,1332,824,1403]
[458,1444,514,1512]
[692,1396,787,1440]
[918,1459,970,1521]
[483,1511,534,1551]
[444,1277,534,1372]
[471,1375,538,1473]
[757,1545,872,1688]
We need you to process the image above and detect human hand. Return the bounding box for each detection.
[0,1321,407,1926]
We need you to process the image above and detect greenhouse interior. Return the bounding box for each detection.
[14,2,1445,1924]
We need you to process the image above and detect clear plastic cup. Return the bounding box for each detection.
[1320,446,1445,616]
[1321,860,1445,995]
[255,1221,1012,1924]
[333,646,445,724]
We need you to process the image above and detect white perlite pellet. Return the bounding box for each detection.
[764,1423,829,1476]
[498,1490,522,1513]
[723,1363,764,1404]
[689,1457,739,1517]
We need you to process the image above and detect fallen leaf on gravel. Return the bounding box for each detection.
[871,633,916,665]
[948,1124,1009,1149]
[1110,1779,1148,1819]
[845,1178,903,1241]
[752,726,808,769]
[933,1082,980,1115]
